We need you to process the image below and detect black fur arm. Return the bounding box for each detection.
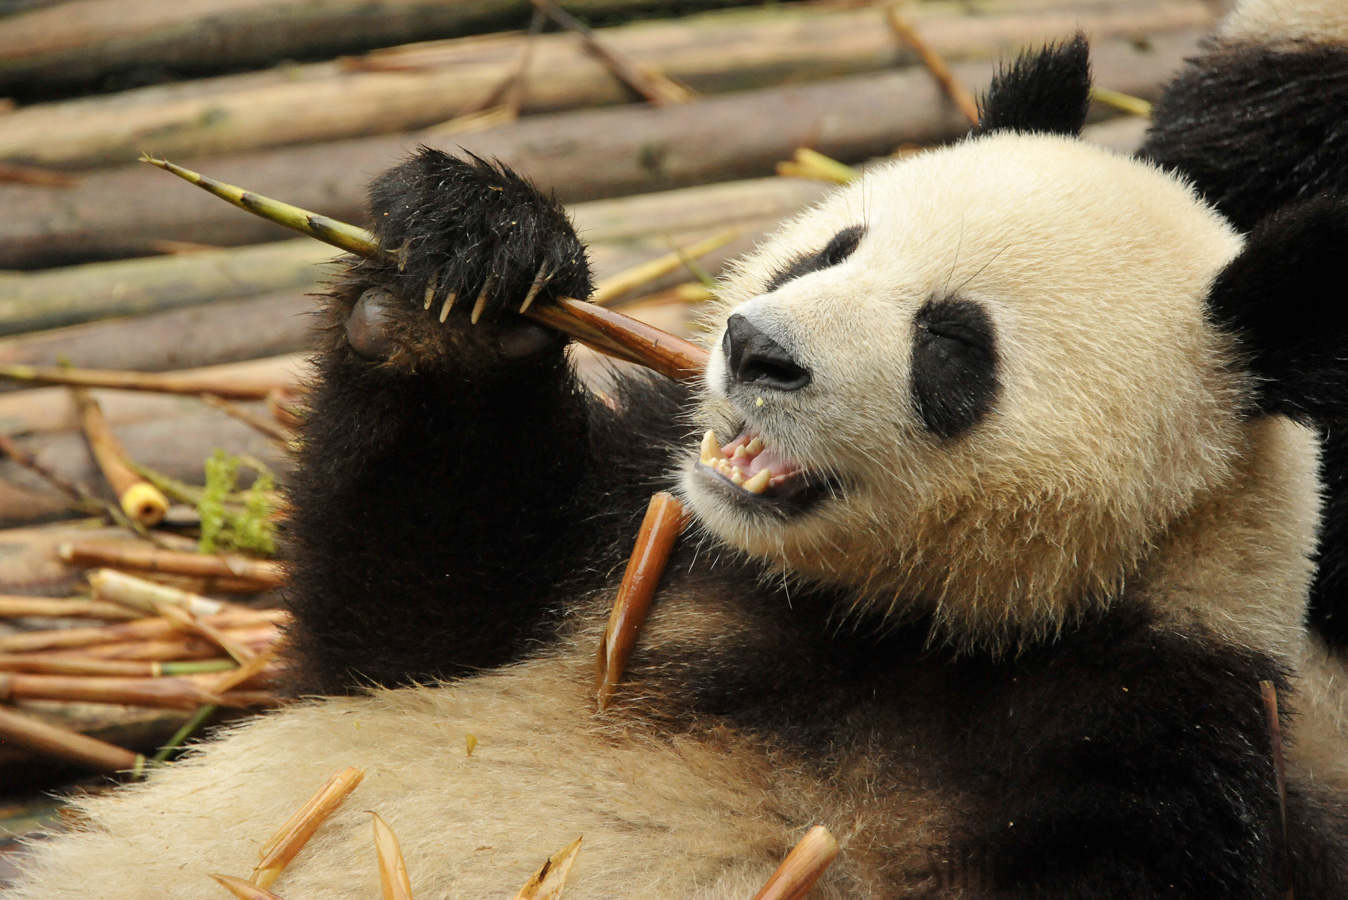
[282,150,599,695]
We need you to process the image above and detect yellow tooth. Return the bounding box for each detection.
[743,468,772,494]
[746,437,763,455]
[717,460,733,476]
[731,469,746,485]
[732,445,749,461]
[700,430,724,464]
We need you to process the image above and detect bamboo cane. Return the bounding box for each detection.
[0,704,144,773]
[59,541,285,588]
[71,387,170,526]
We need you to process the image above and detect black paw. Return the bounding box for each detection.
[376,148,590,323]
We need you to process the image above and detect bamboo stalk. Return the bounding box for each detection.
[59,541,285,588]
[0,595,140,619]
[596,491,689,710]
[0,431,104,517]
[0,671,225,709]
[71,388,169,526]
[252,767,365,889]
[1261,680,1294,899]
[0,363,289,400]
[590,230,735,305]
[37,625,278,661]
[886,6,980,126]
[147,159,712,383]
[0,608,285,653]
[0,655,234,676]
[154,603,257,666]
[751,826,839,900]
[200,394,293,445]
[88,568,230,618]
[0,703,143,773]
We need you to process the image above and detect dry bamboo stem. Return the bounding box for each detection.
[0,654,234,676]
[59,541,285,588]
[0,671,225,709]
[0,595,140,619]
[252,767,366,889]
[751,826,839,900]
[510,836,583,900]
[70,386,169,526]
[596,491,689,710]
[0,431,104,516]
[0,363,282,400]
[0,608,285,653]
[35,625,278,661]
[200,394,293,445]
[590,230,735,305]
[1261,680,1295,900]
[212,646,277,695]
[0,703,145,773]
[527,0,692,105]
[146,158,712,383]
[154,603,257,666]
[886,6,980,127]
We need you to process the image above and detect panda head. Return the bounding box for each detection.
[677,36,1348,651]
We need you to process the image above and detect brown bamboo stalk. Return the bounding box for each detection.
[0,595,140,619]
[252,767,365,888]
[0,654,232,676]
[0,608,286,653]
[71,387,169,526]
[0,431,104,516]
[88,568,230,618]
[751,826,839,900]
[59,541,285,588]
[596,491,689,710]
[154,603,257,666]
[0,703,144,773]
[200,394,293,444]
[39,625,278,661]
[885,7,980,126]
[212,646,278,695]
[0,671,225,709]
[0,363,288,400]
[1261,680,1295,900]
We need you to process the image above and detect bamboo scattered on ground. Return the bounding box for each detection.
[0,608,286,654]
[886,6,981,126]
[0,28,1205,269]
[59,541,284,587]
[590,231,736,305]
[0,655,235,676]
[71,388,170,526]
[0,671,226,709]
[89,568,230,618]
[252,767,365,888]
[0,362,293,400]
[199,395,293,445]
[0,595,140,619]
[0,0,1211,170]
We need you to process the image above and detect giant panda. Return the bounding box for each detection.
[8,9,1348,900]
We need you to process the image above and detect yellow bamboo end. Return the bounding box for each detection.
[590,230,738,305]
[117,481,169,526]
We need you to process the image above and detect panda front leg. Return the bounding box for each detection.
[282,150,597,695]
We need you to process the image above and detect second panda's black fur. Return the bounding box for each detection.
[262,38,1348,899]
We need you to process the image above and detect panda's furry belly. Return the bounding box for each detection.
[12,651,956,900]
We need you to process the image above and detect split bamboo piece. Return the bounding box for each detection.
[0,655,234,676]
[146,158,711,383]
[34,624,278,661]
[212,874,288,900]
[511,836,583,900]
[71,388,169,526]
[89,568,229,618]
[59,541,285,588]
[596,491,689,710]
[0,703,144,773]
[372,812,414,900]
[252,767,365,888]
[750,826,839,900]
[0,608,286,653]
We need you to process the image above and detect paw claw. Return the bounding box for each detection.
[439,292,457,323]
[519,261,550,314]
[470,278,494,326]
[423,272,439,311]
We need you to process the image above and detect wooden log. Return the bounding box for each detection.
[0,291,315,382]
[0,0,750,97]
[0,0,1211,169]
[0,28,1207,269]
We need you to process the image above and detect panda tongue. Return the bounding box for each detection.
[721,432,800,481]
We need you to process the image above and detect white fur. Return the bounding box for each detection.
[683,133,1251,652]
[1221,0,1348,44]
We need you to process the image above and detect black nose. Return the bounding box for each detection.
[723,314,811,392]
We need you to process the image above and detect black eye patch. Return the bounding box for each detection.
[911,299,999,439]
[764,225,866,293]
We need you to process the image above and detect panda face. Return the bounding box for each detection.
[679,133,1253,646]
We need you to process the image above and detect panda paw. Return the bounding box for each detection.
[342,149,593,365]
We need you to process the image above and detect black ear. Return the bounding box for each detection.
[977,33,1091,137]
[1207,196,1348,423]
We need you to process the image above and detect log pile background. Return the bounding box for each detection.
[0,0,1217,880]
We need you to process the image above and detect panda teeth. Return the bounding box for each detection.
[743,468,772,494]
[700,430,726,464]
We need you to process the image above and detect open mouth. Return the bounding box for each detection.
[697,427,816,501]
